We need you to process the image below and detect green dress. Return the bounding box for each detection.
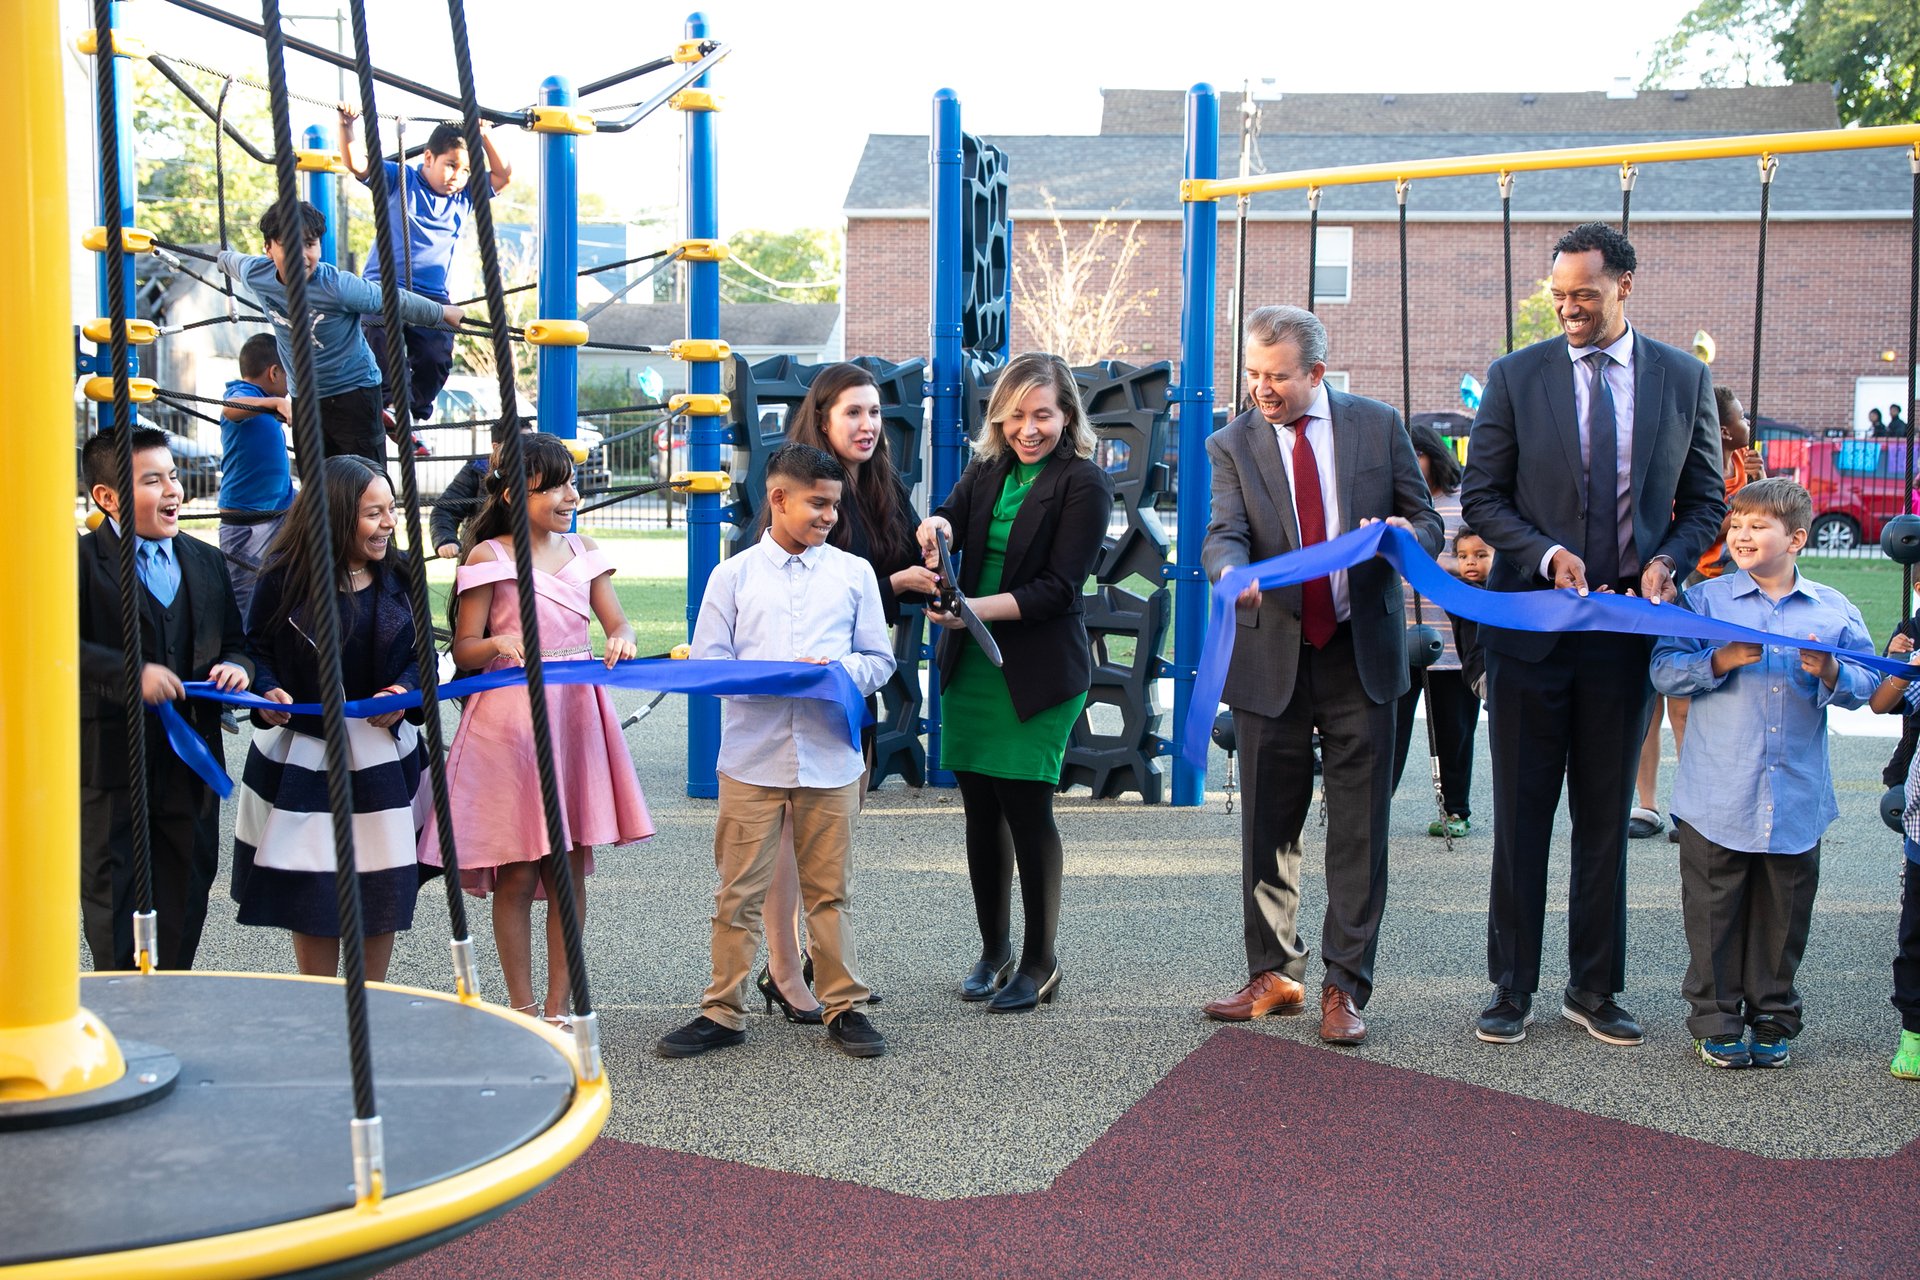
[938,460,1088,783]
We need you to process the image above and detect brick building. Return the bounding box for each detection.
[844,86,1917,434]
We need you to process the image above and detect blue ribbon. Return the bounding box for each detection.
[156,658,872,799]
[1182,523,1909,772]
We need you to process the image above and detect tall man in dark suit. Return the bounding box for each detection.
[79,427,253,971]
[1200,305,1443,1046]
[1461,223,1724,1046]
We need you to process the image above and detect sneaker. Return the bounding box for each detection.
[1696,1035,1752,1068]
[221,708,241,735]
[1628,807,1665,839]
[1561,990,1645,1046]
[1892,1029,1920,1080]
[1476,987,1534,1043]
[826,1009,887,1058]
[1427,815,1471,838]
[655,1014,745,1059]
[1747,1028,1791,1069]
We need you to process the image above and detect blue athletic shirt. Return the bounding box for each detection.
[360,159,469,300]
[218,377,295,512]
[217,251,446,399]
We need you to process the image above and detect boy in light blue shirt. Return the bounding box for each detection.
[1651,478,1877,1069]
[218,200,461,464]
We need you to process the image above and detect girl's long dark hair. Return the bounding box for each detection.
[257,455,387,634]
[783,362,914,566]
[448,432,577,637]
[1406,421,1463,495]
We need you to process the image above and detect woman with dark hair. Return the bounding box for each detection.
[755,362,939,1021]
[1390,422,1478,836]
[917,351,1113,1013]
[232,455,425,980]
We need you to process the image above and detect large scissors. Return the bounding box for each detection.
[933,529,1003,668]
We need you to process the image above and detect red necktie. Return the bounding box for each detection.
[1289,417,1336,649]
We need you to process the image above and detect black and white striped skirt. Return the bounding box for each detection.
[231,719,428,937]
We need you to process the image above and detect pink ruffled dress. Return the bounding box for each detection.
[420,534,653,896]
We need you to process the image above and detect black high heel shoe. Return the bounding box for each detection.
[757,965,823,1024]
[803,956,882,1005]
[959,955,1015,1002]
[987,964,1061,1013]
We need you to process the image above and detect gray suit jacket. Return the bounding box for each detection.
[1202,390,1443,716]
[1458,329,1725,662]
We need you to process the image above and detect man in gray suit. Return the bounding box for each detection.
[1200,305,1443,1045]
[1461,223,1724,1048]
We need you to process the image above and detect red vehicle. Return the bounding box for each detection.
[1766,437,1920,552]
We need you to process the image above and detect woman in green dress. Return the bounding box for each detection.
[916,352,1114,1013]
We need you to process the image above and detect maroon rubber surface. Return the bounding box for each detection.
[390,1028,1920,1278]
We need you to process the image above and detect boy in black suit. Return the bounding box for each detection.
[79,427,252,970]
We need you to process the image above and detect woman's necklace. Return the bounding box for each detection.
[345,565,369,590]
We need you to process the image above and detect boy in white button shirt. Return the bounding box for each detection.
[658,443,897,1059]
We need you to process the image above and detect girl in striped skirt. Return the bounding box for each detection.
[233,455,426,981]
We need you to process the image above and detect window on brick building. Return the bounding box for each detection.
[1313,226,1353,304]
[1324,372,1349,393]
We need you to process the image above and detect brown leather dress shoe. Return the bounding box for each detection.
[1319,985,1367,1046]
[1203,971,1307,1022]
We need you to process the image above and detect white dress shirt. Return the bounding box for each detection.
[1543,325,1639,580]
[691,531,896,789]
[1271,382,1350,621]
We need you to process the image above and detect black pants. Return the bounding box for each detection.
[1896,854,1920,1033]
[296,384,385,466]
[1233,625,1394,1007]
[366,310,456,423]
[1485,632,1654,998]
[1391,666,1481,819]
[1677,821,1820,1039]
[80,773,219,971]
[953,771,1062,982]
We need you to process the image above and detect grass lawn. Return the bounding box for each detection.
[423,561,689,657]
[1799,554,1912,648]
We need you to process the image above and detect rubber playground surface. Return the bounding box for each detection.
[178,695,1920,1278]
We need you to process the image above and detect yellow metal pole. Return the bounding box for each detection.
[1185,122,1920,202]
[0,0,128,1100]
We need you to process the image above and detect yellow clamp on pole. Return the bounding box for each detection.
[669,338,731,362]
[669,643,692,659]
[530,106,596,136]
[673,40,708,63]
[82,375,157,403]
[668,392,730,417]
[82,226,155,254]
[565,441,592,465]
[296,149,348,174]
[82,318,159,345]
[524,318,590,346]
[669,470,732,494]
[674,238,729,262]
[669,89,722,113]
[75,29,148,59]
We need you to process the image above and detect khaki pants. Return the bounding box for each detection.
[703,773,867,1029]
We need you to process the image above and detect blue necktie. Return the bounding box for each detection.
[140,542,178,607]
[1582,351,1620,588]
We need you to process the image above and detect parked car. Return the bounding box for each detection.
[1784,437,1920,552]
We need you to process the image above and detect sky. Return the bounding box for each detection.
[85,0,1717,236]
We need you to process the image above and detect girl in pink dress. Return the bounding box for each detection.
[421,433,653,1027]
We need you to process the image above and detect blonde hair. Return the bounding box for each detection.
[973,351,1098,462]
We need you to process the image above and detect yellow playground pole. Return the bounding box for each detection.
[0,0,129,1101]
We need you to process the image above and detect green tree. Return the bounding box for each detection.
[132,64,284,249]
[1506,279,1562,354]
[721,228,840,304]
[1644,0,1919,125]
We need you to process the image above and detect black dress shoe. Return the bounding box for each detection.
[655,1015,746,1059]
[959,956,1015,1002]
[1476,987,1534,1044]
[987,964,1061,1013]
[826,1009,887,1058]
[1562,990,1645,1046]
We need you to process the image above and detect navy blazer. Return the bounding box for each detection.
[247,561,421,736]
[933,448,1113,721]
[1460,328,1725,661]
[79,523,252,791]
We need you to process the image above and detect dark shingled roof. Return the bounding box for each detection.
[1098,85,1842,136]
[587,302,839,348]
[844,131,1914,217]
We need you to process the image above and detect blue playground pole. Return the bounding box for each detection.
[925,88,964,788]
[537,75,579,441]
[683,12,721,799]
[301,124,338,266]
[1170,84,1218,808]
[92,0,137,433]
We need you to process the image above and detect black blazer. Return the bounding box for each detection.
[1460,329,1725,661]
[248,561,421,737]
[933,448,1113,721]
[79,523,252,791]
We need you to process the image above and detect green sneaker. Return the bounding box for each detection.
[1427,815,1471,838]
[1892,1030,1920,1081]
